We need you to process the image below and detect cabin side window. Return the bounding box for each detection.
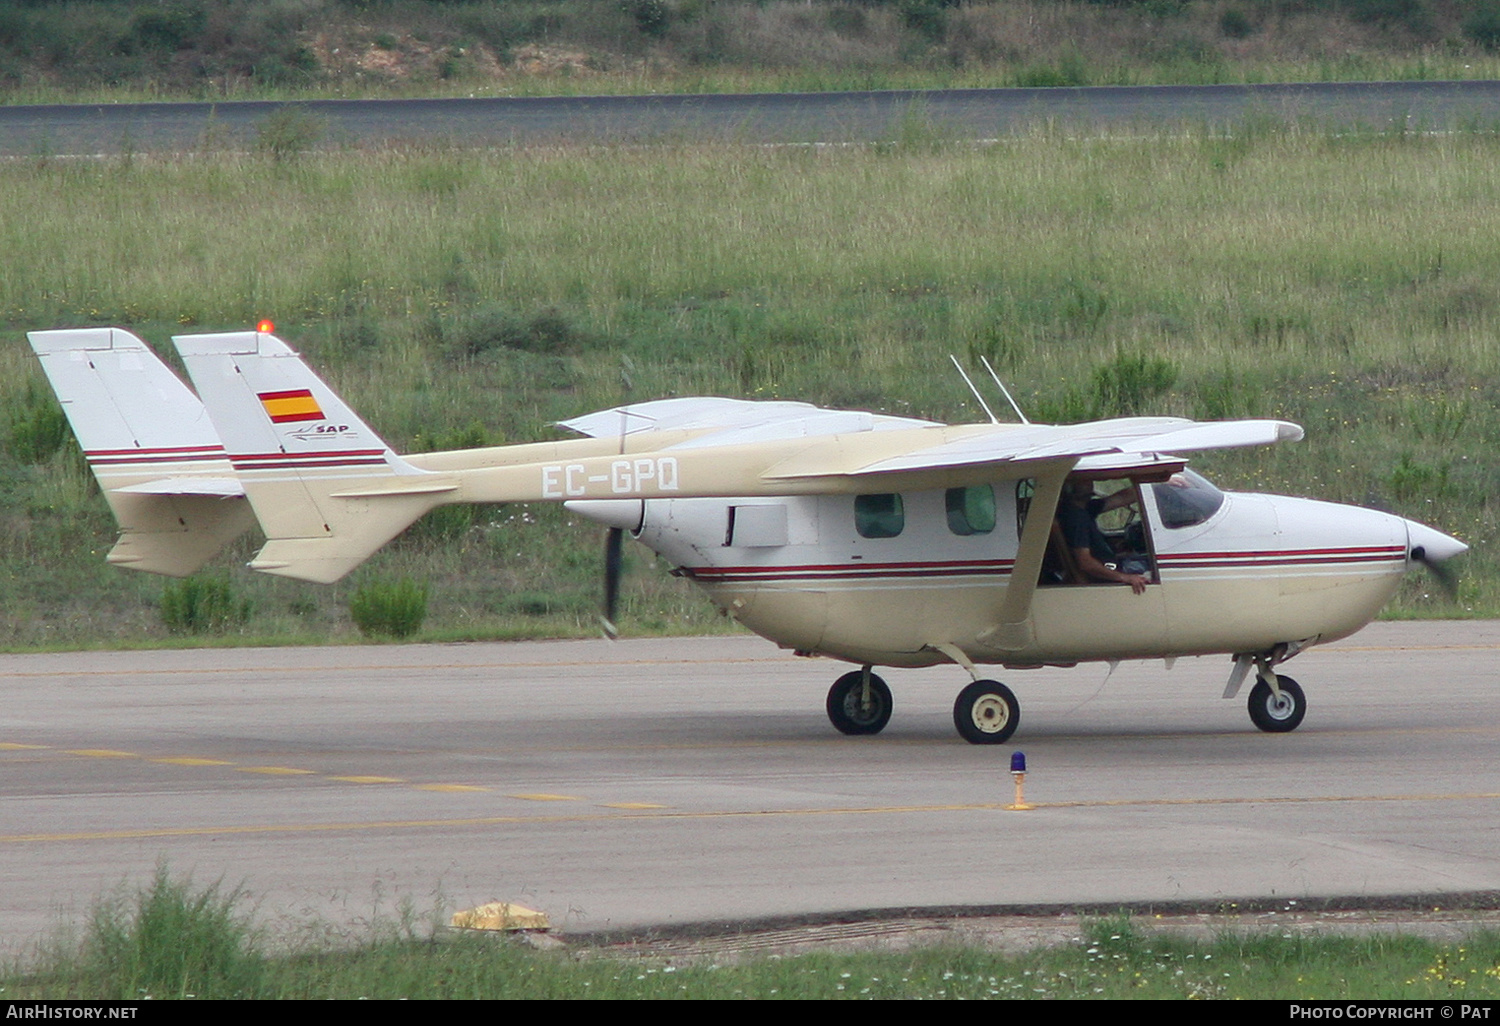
[854,493,904,539]
[945,485,996,536]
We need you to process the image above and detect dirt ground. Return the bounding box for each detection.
[573,899,1500,959]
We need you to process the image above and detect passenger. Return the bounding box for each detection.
[1057,479,1150,594]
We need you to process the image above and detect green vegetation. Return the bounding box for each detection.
[51,865,264,1000]
[349,577,429,638]
[159,574,252,634]
[7,380,70,465]
[7,872,1500,998]
[1,122,1496,646]
[5,0,1500,103]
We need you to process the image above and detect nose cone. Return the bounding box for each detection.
[1406,520,1467,564]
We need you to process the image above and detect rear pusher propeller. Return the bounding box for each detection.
[1411,544,1460,601]
[602,526,624,639]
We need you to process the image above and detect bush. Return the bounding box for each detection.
[1340,0,1435,36]
[1014,61,1090,88]
[350,578,428,638]
[1219,7,1254,39]
[1464,0,1500,50]
[160,575,251,634]
[452,305,588,358]
[252,44,322,87]
[900,0,952,42]
[622,0,672,38]
[253,105,324,162]
[128,2,207,53]
[1088,350,1178,418]
[8,383,69,465]
[1389,453,1451,502]
[79,865,262,1000]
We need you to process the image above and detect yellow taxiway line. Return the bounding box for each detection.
[4,791,1498,845]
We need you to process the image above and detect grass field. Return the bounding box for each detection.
[5,871,1500,999]
[1,121,1495,645]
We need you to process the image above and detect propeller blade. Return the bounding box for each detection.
[602,526,624,639]
[1412,545,1460,601]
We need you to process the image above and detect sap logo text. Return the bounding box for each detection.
[289,424,355,441]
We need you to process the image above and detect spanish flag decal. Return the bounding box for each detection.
[259,388,324,424]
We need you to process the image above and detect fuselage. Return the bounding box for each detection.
[571,471,1462,669]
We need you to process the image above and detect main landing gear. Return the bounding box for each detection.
[824,667,1021,744]
[825,669,893,735]
[952,679,1021,745]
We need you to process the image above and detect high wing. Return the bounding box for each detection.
[560,396,939,441]
[168,328,1304,585]
[26,327,256,576]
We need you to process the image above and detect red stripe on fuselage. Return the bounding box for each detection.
[683,559,1015,583]
[228,449,387,471]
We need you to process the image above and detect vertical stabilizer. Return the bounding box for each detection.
[26,327,255,576]
[173,331,456,583]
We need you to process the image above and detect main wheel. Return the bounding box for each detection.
[826,670,893,736]
[1247,674,1306,733]
[953,679,1020,745]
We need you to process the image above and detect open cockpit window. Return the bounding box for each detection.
[1042,475,1157,587]
[1148,469,1225,530]
[945,485,996,536]
[854,493,905,539]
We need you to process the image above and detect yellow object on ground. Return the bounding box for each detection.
[450,902,551,932]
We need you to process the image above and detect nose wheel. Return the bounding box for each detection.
[1247,674,1306,733]
[826,670,893,735]
[953,679,1020,745]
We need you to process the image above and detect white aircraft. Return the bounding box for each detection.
[29,326,1467,744]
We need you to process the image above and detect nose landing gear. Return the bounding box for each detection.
[1247,674,1306,733]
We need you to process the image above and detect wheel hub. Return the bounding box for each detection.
[971,695,1011,733]
[1266,693,1295,719]
[845,694,880,724]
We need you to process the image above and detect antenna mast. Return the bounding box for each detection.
[948,354,999,424]
[979,355,1030,424]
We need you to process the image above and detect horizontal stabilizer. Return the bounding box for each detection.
[248,537,403,585]
[114,477,245,497]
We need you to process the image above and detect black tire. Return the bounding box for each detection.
[826,670,893,736]
[953,679,1020,745]
[1247,674,1306,733]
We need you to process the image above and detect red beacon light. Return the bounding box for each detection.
[256,319,275,334]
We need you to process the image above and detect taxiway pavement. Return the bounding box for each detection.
[1,621,1496,953]
[8,81,1500,155]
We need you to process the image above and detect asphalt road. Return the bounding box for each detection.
[7,80,1500,155]
[1,620,1496,953]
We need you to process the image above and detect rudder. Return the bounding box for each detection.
[27,327,255,576]
[173,330,456,584]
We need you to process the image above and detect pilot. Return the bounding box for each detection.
[1057,479,1150,594]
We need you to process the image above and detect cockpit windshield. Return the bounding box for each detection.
[1148,469,1226,530]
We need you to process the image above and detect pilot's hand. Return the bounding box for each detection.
[1122,573,1148,595]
